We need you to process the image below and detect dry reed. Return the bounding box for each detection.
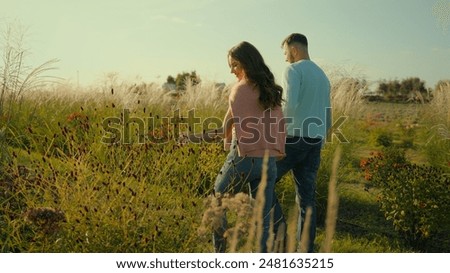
[298,206,312,252]
[284,204,298,252]
[330,77,365,117]
[430,81,450,126]
[321,145,342,252]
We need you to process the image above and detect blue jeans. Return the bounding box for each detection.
[273,137,322,253]
[213,141,277,253]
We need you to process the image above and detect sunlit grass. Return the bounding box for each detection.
[1,77,449,252]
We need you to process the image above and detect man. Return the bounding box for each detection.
[273,33,331,253]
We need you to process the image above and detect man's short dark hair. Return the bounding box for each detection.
[282,33,308,47]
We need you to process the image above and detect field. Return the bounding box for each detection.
[1,79,449,253]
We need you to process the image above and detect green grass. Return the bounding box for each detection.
[1,83,449,253]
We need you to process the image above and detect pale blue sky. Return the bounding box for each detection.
[2,0,449,88]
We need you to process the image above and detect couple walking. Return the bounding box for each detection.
[190,33,331,252]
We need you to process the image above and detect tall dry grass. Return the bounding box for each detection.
[1,22,59,165]
[429,81,450,126]
[321,145,341,252]
[330,77,365,117]
[1,63,362,252]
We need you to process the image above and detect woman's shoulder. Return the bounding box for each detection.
[233,80,253,90]
[230,80,254,97]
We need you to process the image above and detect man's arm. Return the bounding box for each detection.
[282,66,301,119]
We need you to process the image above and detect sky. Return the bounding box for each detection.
[1,0,449,89]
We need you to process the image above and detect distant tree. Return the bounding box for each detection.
[377,77,427,103]
[175,71,200,90]
[377,80,398,101]
[165,71,200,91]
[166,75,176,85]
[401,77,426,94]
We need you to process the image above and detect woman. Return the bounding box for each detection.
[190,41,285,252]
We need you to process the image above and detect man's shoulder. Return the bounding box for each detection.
[284,60,319,79]
[297,60,328,79]
[287,60,317,73]
[284,63,301,77]
[294,59,321,69]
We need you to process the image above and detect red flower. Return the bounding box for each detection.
[360,159,368,168]
[67,112,86,122]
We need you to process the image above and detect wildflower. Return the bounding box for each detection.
[67,112,86,122]
[359,159,368,168]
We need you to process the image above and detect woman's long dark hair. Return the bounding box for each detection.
[228,41,283,110]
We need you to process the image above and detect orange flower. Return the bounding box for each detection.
[67,112,86,122]
[359,159,368,168]
[364,172,372,181]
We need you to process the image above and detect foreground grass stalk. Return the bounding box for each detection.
[321,145,341,252]
[298,207,312,253]
[285,205,298,253]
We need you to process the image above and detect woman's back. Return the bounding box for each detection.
[225,79,286,158]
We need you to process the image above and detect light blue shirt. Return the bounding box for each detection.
[282,60,331,139]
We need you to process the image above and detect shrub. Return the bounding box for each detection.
[376,132,393,147]
[360,147,450,249]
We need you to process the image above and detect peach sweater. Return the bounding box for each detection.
[224,80,286,158]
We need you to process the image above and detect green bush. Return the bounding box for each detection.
[360,147,450,249]
[376,132,393,147]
